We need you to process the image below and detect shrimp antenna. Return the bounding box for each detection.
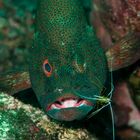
[107,57,115,140]
[109,102,115,140]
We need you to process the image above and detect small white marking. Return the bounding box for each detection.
[54,88,63,93]
[61,42,65,46]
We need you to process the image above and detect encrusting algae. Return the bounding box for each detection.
[0,92,98,140]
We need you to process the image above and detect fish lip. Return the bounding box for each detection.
[46,97,93,111]
[57,97,79,102]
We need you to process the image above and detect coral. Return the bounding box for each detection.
[93,0,140,42]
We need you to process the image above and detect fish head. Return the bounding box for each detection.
[29,31,107,121]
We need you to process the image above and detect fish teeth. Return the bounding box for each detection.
[47,99,93,111]
[51,104,60,109]
[61,99,77,107]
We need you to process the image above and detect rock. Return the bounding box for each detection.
[0,92,98,140]
[129,67,140,109]
[113,82,140,131]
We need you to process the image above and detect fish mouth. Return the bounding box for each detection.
[46,97,93,121]
[47,97,93,111]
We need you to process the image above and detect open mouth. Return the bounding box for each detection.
[47,98,93,111]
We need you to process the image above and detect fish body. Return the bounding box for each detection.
[29,0,108,121]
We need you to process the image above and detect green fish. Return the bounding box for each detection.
[0,0,110,121]
[29,0,108,121]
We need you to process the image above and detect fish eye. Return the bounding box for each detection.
[43,59,52,77]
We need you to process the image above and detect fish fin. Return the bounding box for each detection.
[106,32,140,71]
[0,71,31,95]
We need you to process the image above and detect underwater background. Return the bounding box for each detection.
[0,0,140,140]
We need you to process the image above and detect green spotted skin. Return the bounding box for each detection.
[29,0,108,120]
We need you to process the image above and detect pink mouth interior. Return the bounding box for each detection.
[47,98,92,110]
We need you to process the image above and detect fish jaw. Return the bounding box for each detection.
[46,98,93,121]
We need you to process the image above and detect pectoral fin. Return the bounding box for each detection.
[0,71,31,95]
[106,32,140,71]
